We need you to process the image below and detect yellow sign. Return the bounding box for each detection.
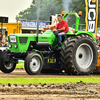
[48,59,56,63]
[92,0,96,2]
[85,0,98,38]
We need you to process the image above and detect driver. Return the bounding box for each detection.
[50,14,69,47]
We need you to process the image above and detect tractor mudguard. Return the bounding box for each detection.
[66,31,96,41]
[75,31,96,41]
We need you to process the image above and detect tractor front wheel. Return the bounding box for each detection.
[0,59,16,73]
[24,53,43,75]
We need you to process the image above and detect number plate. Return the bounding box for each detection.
[10,36,16,43]
[48,58,56,63]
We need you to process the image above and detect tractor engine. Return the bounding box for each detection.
[8,32,56,52]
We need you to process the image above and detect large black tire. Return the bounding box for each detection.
[24,52,43,75]
[60,34,98,75]
[0,59,16,73]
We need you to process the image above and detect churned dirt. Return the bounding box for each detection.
[0,82,100,100]
[0,70,100,100]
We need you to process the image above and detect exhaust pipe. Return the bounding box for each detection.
[36,0,41,43]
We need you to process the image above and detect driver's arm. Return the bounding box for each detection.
[48,25,56,28]
[58,27,65,31]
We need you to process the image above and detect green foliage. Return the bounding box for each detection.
[16,62,24,69]
[16,0,100,26]
[68,0,85,27]
[68,0,100,27]
[16,0,63,21]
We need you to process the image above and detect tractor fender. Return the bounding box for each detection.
[66,31,96,41]
[75,31,96,41]
[32,49,44,65]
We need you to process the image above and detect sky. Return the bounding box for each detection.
[0,0,32,22]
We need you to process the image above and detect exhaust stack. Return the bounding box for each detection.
[36,0,41,43]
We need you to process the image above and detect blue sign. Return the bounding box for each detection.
[22,21,46,28]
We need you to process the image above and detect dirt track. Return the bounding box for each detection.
[0,69,100,78]
[0,82,100,100]
[0,70,100,100]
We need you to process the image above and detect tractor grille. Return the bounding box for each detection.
[19,37,28,44]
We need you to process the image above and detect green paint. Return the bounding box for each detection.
[8,32,55,53]
[8,12,95,57]
[63,12,80,31]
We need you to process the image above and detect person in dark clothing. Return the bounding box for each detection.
[97,37,100,50]
[97,37,100,46]
[0,32,2,47]
[0,32,2,43]
[2,31,8,47]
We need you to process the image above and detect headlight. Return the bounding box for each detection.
[14,44,18,48]
[9,44,12,48]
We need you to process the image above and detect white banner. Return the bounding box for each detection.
[22,21,46,28]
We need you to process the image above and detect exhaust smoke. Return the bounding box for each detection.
[62,0,71,13]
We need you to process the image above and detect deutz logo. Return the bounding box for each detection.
[85,0,98,38]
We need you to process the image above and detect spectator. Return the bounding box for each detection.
[30,31,34,34]
[2,31,8,47]
[97,37,100,46]
[0,32,2,47]
[0,32,2,43]
[34,31,37,34]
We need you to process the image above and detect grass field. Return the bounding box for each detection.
[16,62,24,69]
[8,62,100,84]
[0,77,100,84]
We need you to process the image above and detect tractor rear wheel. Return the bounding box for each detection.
[60,34,98,75]
[24,52,43,75]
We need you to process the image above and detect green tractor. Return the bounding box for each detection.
[0,11,98,75]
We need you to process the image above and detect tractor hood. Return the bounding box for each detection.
[8,32,55,53]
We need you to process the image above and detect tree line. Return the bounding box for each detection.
[16,0,100,27]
